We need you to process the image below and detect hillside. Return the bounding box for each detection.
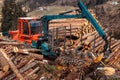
[0,0,108,15]
[94,0,120,39]
[26,0,120,39]
[0,0,120,38]
[18,0,108,10]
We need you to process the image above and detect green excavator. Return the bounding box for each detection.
[32,0,108,59]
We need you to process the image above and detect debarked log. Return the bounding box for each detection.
[0,42,24,45]
[2,61,39,80]
[13,48,43,60]
[0,49,24,80]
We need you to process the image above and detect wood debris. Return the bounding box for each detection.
[0,10,120,80]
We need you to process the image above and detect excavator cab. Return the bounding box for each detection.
[9,17,42,44]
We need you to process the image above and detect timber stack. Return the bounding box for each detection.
[0,10,120,79]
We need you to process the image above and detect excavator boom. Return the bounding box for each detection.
[42,1,107,38]
[34,0,108,56]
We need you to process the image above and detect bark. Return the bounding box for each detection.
[0,49,24,80]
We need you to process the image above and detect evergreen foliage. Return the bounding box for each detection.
[1,0,26,32]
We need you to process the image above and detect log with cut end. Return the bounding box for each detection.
[105,49,118,62]
[84,28,109,46]
[113,54,120,65]
[2,61,39,80]
[0,42,24,45]
[106,48,120,64]
[49,19,88,28]
[94,45,104,53]
[109,50,120,65]
[19,48,42,52]
[82,27,108,41]
[24,66,40,79]
[111,41,120,50]
[49,23,86,29]
[13,47,43,60]
[94,38,104,48]
[0,49,24,80]
[84,34,100,45]
[0,51,9,72]
[110,38,117,46]
[112,45,120,52]
[0,56,31,79]
[91,36,110,49]
[49,19,87,23]
[82,31,97,40]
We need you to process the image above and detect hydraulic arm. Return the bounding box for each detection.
[36,0,108,57]
[41,0,108,52]
[78,1,108,53]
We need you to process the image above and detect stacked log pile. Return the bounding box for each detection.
[48,10,120,78]
[0,37,107,80]
[0,10,120,79]
[0,38,45,80]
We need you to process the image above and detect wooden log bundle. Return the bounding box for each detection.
[0,39,44,80]
[0,9,120,79]
[0,49,25,80]
[47,11,120,74]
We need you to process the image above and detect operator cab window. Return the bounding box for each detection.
[30,20,40,35]
[23,22,29,35]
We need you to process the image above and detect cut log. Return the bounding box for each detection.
[0,49,24,80]
[105,49,119,62]
[111,41,120,49]
[49,23,86,29]
[0,51,9,72]
[49,19,87,23]
[106,48,120,66]
[0,42,24,45]
[112,43,120,52]
[13,48,43,60]
[109,50,120,65]
[2,61,39,80]
[18,48,42,52]
[85,35,96,45]
[25,66,40,79]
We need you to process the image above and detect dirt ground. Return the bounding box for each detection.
[94,0,120,39]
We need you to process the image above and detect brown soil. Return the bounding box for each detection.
[94,1,120,39]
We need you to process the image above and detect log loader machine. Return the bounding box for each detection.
[5,0,108,58]
[7,17,42,44]
[32,0,109,58]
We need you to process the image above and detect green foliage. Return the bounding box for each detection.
[1,0,26,32]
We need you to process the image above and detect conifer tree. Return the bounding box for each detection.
[1,0,26,32]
